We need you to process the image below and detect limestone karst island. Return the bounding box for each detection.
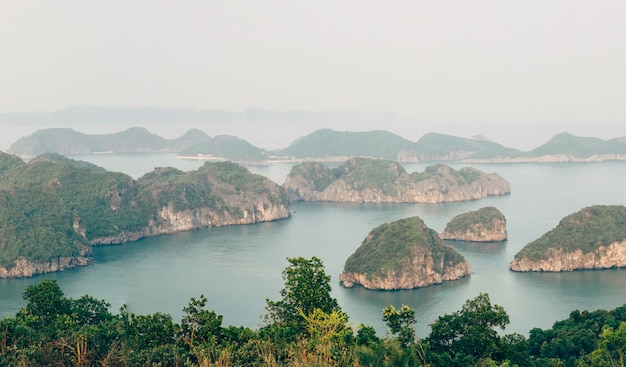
[0,152,290,278]
[339,216,471,290]
[283,158,510,203]
[439,206,508,242]
[510,205,626,272]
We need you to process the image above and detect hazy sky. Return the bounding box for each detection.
[1,1,625,148]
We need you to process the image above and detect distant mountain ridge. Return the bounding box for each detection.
[8,127,269,162]
[8,127,626,163]
[276,129,418,161]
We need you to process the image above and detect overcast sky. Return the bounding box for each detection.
[1,1,625,149]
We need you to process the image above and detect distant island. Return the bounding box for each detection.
[0,152,290,278]
[283,158,511,203]
[339,216,471,290]
[8,126,626,164]
[440,206,508,242]
[509,205,626,272]
[8,127,270,162]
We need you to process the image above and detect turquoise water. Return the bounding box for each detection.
[2,154,626,337]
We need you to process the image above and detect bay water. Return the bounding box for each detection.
[1,153,626,337]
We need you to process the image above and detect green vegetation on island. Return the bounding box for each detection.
[344,216,466,277]
[444,207,504,232]
[341,216,469,289]
[513,205,626,262]
[440,206,508,242]
[527,132,626,158]
[178,135,269,162]
[0,152,148,269]
[0,153,290,275]
[335,157,406,195]
[8,127,171,156]
[2,257,625,366]
[8,127,268,163]
[415,132,522,160]
[276,129,418,161]
[276,129,626,162]
[285,161,337,192]
[284,158,511,203]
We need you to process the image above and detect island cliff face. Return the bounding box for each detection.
[510,205,626,272]
[510,240,626,272]
[283,158,510,203]
[90,199,290,245]
[439,206,508,242]
[0,253,92,278]
[0,156,291,278]
[339,216,471,290]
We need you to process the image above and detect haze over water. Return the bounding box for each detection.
[1,153,626,337]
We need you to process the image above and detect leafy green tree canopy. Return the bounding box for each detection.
[427,293,510,367]
[265,256,341,332]
[382,304,417,347]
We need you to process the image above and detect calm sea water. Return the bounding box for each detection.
[2,153,626,337]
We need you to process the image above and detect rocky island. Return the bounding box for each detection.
[339,216,471,290]
[510,205,626,272]
[440,206,508,242]
[283,158,510,203]
[0,152,290,278]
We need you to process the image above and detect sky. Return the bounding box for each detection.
[1,1,626,150]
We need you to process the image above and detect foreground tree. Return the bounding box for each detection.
[265,256,342,333]
[427,293,510,367]
[16,260,626,366]
[180,295,225,364]
[382,304,416,347]
[588,322,626,367]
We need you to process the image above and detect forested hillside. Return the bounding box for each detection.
[0,152,290,277]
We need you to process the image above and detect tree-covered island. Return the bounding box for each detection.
[283,158,511,203]
[0,151,290,278]
[510,205,626,272]
[339,216,471,290]
[440,206,508,242]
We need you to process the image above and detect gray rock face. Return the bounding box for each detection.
[339,261,471,290]
[0,244,92,278]
[439,206,508,242]
[91,200,291,245]
[509,240,626,272]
